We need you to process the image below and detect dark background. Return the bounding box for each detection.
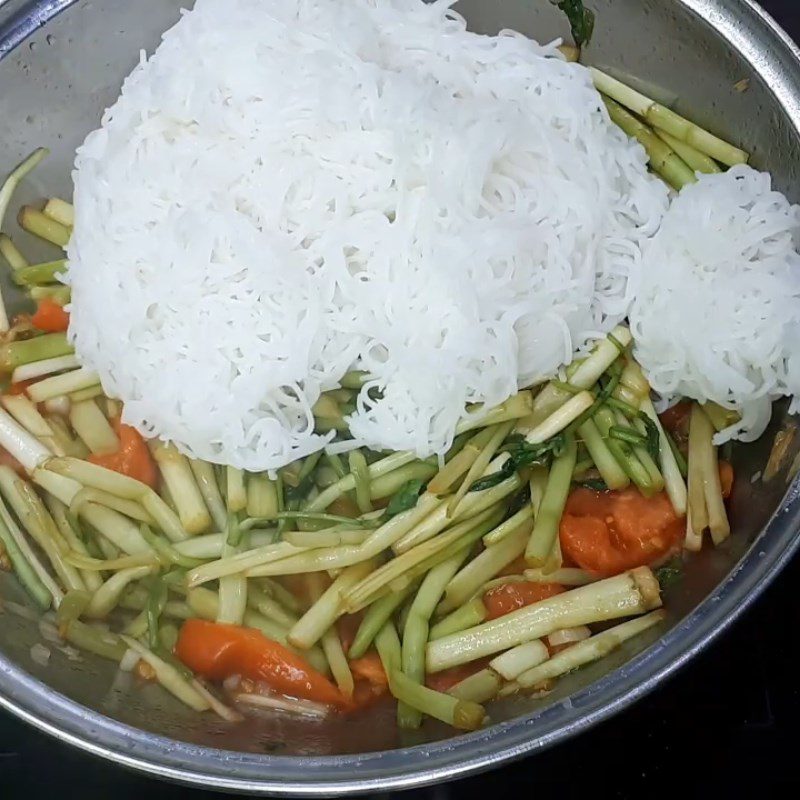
[2,1,800,797]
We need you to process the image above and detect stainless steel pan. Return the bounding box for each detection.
[0,0,798,794]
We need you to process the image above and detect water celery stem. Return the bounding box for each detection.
[245,473,279,519]
[305,451,417,512]
[482,505,533,546]
[55,589,91,634]
[427,426,497,495]
[0,499,52,608]
[348,450,372,513]
[447,668,502,704]
[455,391,534,435]
[526,392,594,444]
[288,559,376,649]
[1,394,62,453]
[603,98,696,190]
[82,503,153,555]
[42,197,75,227]
[516,610,667,688]
[0,333,73,373]
[0,148,48,230]
[13,259,67,286]
[188,459,227,531]
[440,521,530,614]
[149,441,211,534]
[45,456,147,499]
[343,506,502,613]
[594,407,653,493]
[448,421,514,517]
[489,639,550,681]
[120,635,210,712]
[653,128,722,174]
[85,565,155,618]
[304,573,353,697]
[217,544,247,625]
[524,567,598,585]
[525,433,577,567]
[398,547,470,728]
[282,528,368,548]
[521,326,632,431]
[687,404,711,536]
[374,621,402,676]
[225,466,247,514]
[69,487,153,524]
[186,587,290,648]
[590,68,749,166]
[0,234,28,269]
[0,465,85,591]
[27,367,99,403]
[388,669,485,731]
[69,399,119,455]
[640,395,687,515]
[0,406,52,472]
[139,523,202,569]
[394,457,521,553]
[242,493,445,578]
[577,417,629,490]
[12,353,80,385]
[429,597,487,640]
[348,581,419,659]
[690,405,729,544]
[30,285,71,305]
[63,619,126,661]
[426,567,661,672]
[17,206,71,248]
[246,583,299,628]
[701,402,741,433]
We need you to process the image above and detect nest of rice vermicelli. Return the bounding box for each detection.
[630,165,800,443]
[65,0,667,470]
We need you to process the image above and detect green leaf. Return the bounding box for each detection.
[551,0,595,47]
[638,412,662,464]
[654,558,683,589]
[468,434,566,493]
[577,478,608,491]
[385,479,425,518]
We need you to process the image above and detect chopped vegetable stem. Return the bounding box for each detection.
[525,433,577,566]
[18,206,71,248]
[516,610,667,688]
[399,547,469,728]
[426,567,661,672]
[429,596,487,640]
[591,68,749,166]
[603,98,697,190]
[440,521,530,614]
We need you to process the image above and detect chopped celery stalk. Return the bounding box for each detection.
[13,259,67,286]
[426,567,662,672]
[525,433,577,566]
[18,206,71,248]
[0,333,72,372]
[42,197,75,227]
[0,148,48,230]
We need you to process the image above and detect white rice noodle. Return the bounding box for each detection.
[66,0,667,470]
[631,165,800,444]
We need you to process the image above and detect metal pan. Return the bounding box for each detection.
[0,0,798,793]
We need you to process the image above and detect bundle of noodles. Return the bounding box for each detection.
[66,0,667,470]
[631,165,800,443]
